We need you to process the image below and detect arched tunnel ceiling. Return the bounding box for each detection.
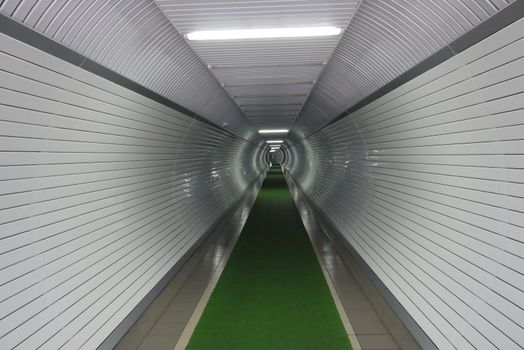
[155,0,360,132]
[289,0,515,143]
[0,0,515,144]
[153,0,513,142]
[0,0,260,143]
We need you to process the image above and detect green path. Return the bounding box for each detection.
[187,166,352,350]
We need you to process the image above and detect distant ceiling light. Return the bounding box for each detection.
[186,26,341,41]
[270,150,277,153]
[223,81,314,87]
[233,93,306,98]
[266,140,284,143]
[258,129,289,134]
[239,103,303,107]
[209,62,325,69]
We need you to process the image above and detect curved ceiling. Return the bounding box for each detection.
[0,0,258,142]
[290,0,514,141]
[0,0,515,143]
[155,0,360,132]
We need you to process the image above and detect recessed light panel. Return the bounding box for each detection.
[258,129,289,134]
[187,27,341,41]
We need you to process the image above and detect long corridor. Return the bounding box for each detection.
[1,1,523,349]
[187,165,350,349]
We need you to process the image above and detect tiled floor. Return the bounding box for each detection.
[289,176,421,350]
[115,179,261,350]
[117,173,420,350]
[296,201,400,350]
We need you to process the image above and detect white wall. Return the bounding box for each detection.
[0,0,257,141]
[285,17,524,350]
[0,33,265,349]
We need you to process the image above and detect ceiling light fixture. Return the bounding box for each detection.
[223,81,314,87]
[186,26,341,41]
[233,93,307,98]
[258,129,289,134]
[239,103,303,107]
[266,140,284,144]
[209,62,325,69]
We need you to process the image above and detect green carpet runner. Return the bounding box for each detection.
[187,166,352,349]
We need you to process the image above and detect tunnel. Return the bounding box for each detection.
[0,0,523,349]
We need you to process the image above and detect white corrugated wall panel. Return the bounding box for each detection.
[0,0,256,141]
[290,0,515,139]
[0,32,266,349]
[285,17,524,349]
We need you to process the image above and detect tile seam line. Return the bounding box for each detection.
[284,172,436,349]
[172,168,268,349]
[284,171,362,350]
[311,239,363,350]
[172,199,251,350]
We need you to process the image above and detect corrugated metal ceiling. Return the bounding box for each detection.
[155,0,360,133]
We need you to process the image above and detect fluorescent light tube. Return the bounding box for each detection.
[186,26,341,41]
[258,129,289,134]
[266,140,284,143]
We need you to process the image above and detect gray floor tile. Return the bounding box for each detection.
[345,309,382,322]
[181,277,209,291]
[163,299,198,316]
[114,335,143,350]
[170,291,201,304]
[352,321,390,335]
[340,294,370,303]
[148,321,187,336]
[345,300,375,311]
[137,335,177,350]
[335,283,363,295]
[357,334,400,349]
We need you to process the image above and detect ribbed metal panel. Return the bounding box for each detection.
[155,0,359,131]
[0,0,256,141]
[0,33,266,349]
[291,0,515,140]
[285,17,524,349]
[213,65,323,86]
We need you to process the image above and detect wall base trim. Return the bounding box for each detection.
[284,171,436,350]
[98,170,267,349]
